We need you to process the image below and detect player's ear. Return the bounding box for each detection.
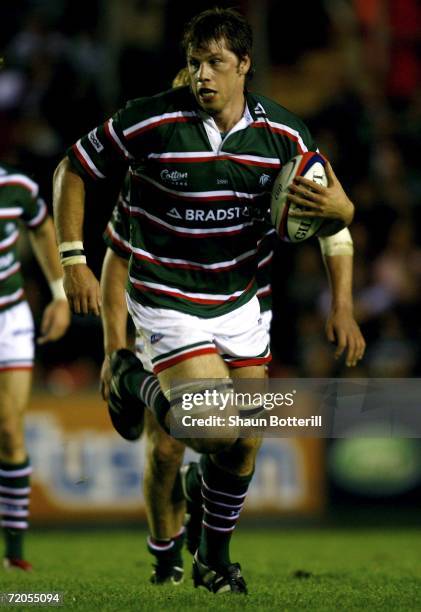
[239,55,251,76]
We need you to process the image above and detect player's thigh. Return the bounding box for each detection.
[157,352,229,396]
[158,354,237,453]
[229,364,267,379]
[144,410,185,465]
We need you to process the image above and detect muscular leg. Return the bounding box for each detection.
[143,412,187,583]
[112,352,237,453]
[143,411,185,539]
[0,370,32,562]
[197,365,265,570]
[158,353,238,454]
[160,356,266,572]
[212,365,265,476]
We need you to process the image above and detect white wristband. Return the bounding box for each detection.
[61,255,87,267]
[58,241,84,254]
[49,278,67,301]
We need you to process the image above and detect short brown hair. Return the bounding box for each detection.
[182,7,253,78]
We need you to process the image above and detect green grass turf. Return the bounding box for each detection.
[2,528,421,611]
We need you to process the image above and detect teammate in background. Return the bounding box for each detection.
[100,178,185,584]
[99,68,191,585]
[0,163,70,571]
[53,8,364,593]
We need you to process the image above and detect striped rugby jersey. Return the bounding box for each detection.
[0,163,48,312]
[103,174,276,314]
[68,86,316,317]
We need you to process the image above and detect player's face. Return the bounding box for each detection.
[187,38,250,118]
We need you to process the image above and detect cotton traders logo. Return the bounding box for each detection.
[160,169,188,187]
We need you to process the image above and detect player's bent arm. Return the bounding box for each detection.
[289,162,354,226]
[100,248,130,399]
[319,229,366,366]
[28,216,71,343]
[52,157,101,315]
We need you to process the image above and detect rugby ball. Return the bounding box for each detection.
[271,152,344,242]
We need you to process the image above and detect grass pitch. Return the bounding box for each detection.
[2,528,421,611]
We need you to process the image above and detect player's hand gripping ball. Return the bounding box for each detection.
[271,152,345,242]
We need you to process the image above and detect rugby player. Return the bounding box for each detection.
[53,8,364,593]
[100,176,276,584]
[101,177,364,585]
[0,163,70,571]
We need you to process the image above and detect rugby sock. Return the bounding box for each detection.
[147,527,185,569]
[181,461,203,555]
[0,458,32,560]
[184,461,202,504]
[198,455,252,570]
[122,369,170,431]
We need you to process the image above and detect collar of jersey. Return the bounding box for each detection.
[197,103,253,153]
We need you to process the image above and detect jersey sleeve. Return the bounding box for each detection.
[284,114,318,157]
[66,97,155,182]
[103,177,131,260]
[299,120,318,153]
[19,177,48,228]
[66,107,131,182]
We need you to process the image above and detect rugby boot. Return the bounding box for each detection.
[3,557,33,571]
[192,552,248,594]
[150,564,184,585]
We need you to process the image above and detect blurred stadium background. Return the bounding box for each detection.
[1,0,421,530]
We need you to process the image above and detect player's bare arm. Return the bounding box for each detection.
[100,249,129,400]
[53,157,101,316]
[288,162,354,225]
[27,216,71,344]
[322,253,366,367]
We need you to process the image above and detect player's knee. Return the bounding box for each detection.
[164,379,241,454]
[215,436,262,473]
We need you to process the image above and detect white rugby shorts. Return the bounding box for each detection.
[0,301,34,371]
[260,309,272,337]
[127,294,271,375]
